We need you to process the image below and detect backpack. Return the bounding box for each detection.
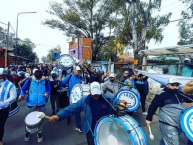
[67,73,83,85]
[27,78,48,91]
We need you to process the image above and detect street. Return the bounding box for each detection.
[3,98,188,145]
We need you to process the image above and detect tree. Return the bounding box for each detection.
[41,56,48,63]
[47,45,62,62]
[105,0,170,67]
[44,0,118,60]
[178,0,193,45]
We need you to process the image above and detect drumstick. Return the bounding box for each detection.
[37,112,52,120]
[148,125,154,140]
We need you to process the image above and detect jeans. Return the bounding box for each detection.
[25,106,46,134]
[159,123,182,145]
[86,131,95,145]
[50,94,60,113]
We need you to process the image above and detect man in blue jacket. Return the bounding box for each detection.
[19,70,51,143]
[49,82,128,145]
[59,66,85,132]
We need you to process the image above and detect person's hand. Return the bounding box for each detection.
[54,85,58,88]
[81,81,84,84]
[49,115,60,122]
[44,94,49,98]
[19,95,24,100]
[45,76,49,80]
[146,120,151,126]
[120,100,130,106]
[59,76,62,82]
[18,81,23,85]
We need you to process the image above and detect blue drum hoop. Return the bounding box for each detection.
[94,115,148,145]
[180,106,193,142]
[115,89,140,112]
[58,54,75,70]
[70,84,83,104]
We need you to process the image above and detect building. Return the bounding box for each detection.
[69,38,92,63]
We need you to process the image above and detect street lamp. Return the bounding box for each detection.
[15,12,37,64]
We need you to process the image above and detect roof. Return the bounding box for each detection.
[0,43,15,51]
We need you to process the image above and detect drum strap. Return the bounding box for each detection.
[159,120,180,129]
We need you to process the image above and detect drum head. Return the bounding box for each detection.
[94,115,147,145]
[180,106,193,142]
[115,89,140,112]
[25,111,41,126]
[58,54,75,70]
[70,84,83,104]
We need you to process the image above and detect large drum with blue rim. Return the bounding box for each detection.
[94,115,148,145]
[180,106,193,142]
[58,54,75,70]
[115,87,140,112]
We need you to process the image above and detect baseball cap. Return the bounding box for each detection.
[75,66,81,71]
[90,82,102,95]
[109,73,116,78]
[167,77,181,84]
[11,71,17,77]
[51,71,57,74]
[0,68,8,75]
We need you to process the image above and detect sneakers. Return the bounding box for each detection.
[142,112,148,115]
[37,133,43,143]
[24,133,30,142]
[75,127,83,133]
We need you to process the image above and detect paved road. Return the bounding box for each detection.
[3,98,188,145]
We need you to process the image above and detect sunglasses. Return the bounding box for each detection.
[170,84,179,87]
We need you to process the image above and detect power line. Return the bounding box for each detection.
[161,1,180,10]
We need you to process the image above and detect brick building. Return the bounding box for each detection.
[69,38,92,63]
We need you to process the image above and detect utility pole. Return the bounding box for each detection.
[5,22,10,68]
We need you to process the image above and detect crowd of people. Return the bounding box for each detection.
[0,63,193,145]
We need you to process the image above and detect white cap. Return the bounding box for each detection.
[0,68,8,75]
[167,77,181,84]
[109,73,115,78]
[33,69,38,74]
[75,66,81,71]
[51,71,57,74]
[25,73,30,78]
[90,82,102,95]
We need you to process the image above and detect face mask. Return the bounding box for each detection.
[168,88,179,94]
[110,80,115,82]
[52,76,57,78]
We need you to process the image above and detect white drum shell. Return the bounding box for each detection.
[25,111,43,133]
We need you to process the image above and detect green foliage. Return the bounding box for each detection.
[47,45,61,62]
[178,1,193,45]
[44,0,117,60]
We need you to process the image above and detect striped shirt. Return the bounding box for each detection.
[0,80,17,109]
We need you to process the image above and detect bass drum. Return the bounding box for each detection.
[122,86,141,98]
[58,54,75,70]
[94,115,148,145]
[115,88,140,112]
[9,101,19,118]
[81,84,90,97]
[180,106,193,142]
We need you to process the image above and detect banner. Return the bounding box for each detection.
[136,70,193,88]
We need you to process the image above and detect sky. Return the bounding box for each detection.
[0,0,186,62]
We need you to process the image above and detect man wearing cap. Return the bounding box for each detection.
[59,66,85,132]
[0,68,17,145]
[146,77,193,145]
[120,71,129,83]
[124,72,136,86]
[84,64,99,83]
[102,72,121,96]
[49,82,128,145]
[19,70,51,143]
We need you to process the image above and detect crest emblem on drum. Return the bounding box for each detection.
[180,106,193,142]
[70,84,83,104]
[115,89,140,112]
